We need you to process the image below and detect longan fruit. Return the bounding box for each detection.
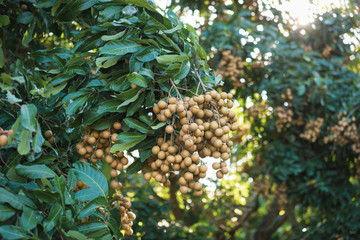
[185,139,193,148]
[161,142,169,151]
[155,173,163,182]
[48,137,55,144]
[199,165,208,172]
[113,121,122,130]
[188,164,197,173]
[210,91,218,99]
[177,104,185,112]
[184,172,193,180]
[110,169,118,177]
[168,146,177,154]
[152,145,160,155]
[121,157,129,165]
[153,104,160,113]
[204,94,212,102]
[21,4,28,11]
[227,93,233,99]
[116,163,124,171]
[168,97,177,104]
[125,228,133,236]
[221,167,229,174]
[44,130,53,138]
[101,131,111,139]
[110,160,118,168]
[194,182,202,191]
[127,212,136,221]
[173,164,181,171]
[220,161,227,167]
[111,134,118,142]
[179,177,187,185]
[78,147,87,156]
[158,151,166,159]
[210,121,218,130]
[212,162,220,170]
[91,131,99,138]
[110,179,120,189]
[216,171,223,179]
[212,151,221,158]
[105,155,114,164]
[164,109,172,118]
[144,172,151,181]
[158,100,167,109]
[220,92,228,99]
[95,149,104,158]
[180,186,189,194]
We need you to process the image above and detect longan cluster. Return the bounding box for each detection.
[252,60,265,69]
[72,180,88,192]
[301,44,313,52]
[76,121,128,188]
[324,114,360,153]
[117,196,136,236]
[300,117,324,142]
[245,101,268,119]
[0,128,12,147]
[216,50,245,87]
[233,122,251,143]
[44,130,55,144]
[321,45,333,57]
[275,107,293,133]
[145,91,238,195]
[253,177,288,209]
[280,88,293,103]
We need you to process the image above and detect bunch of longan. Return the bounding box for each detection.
[216,50,245,87]
[275,107,293,133]
[280,88,293,103]
[0,128,12,147]
[76,121,128,189]
[117,196,136,236]
[143,90,238,196]
[300,117,324,142]
[44,130,55,144]
[72,180,88,192]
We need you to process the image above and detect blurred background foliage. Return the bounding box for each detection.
[1,0,360,239]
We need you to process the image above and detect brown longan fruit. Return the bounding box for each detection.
[221,167,229,174]
[204,94,212,102]
[179,177,187,185]
[177,104,185,112]
[144,172,151,181]
[78,147,87,156]
[158,100,167,109]
[199,165,208,172]
[194,182,202,191]
[168,146,177,154]
[111,134,118,142]
[227,93,233,99]
[125,228,133,236]
[168,97,177,104]
[110,169,118,177]
[105,155,114,164]
[160,142,169,151]
[173,164,181,171]
[121,157,128,165]
[184,172,193,180]
[113,121,122,130]
[164,109,172,118]
[95,149,104,158]
[184,139,193,148]
[101,131,111,139]
[155,173,163,182]
[44,130,53,138]
[48,137,55,144]
[188,164,197,173]
[110,179,121,189]
[210,91,218,99]
[216,171,223,179]
[21,4,28,11]
[152,145,160,155]
[180,186,189,194]
[127,212,136,221]
[212,162,220,170]
[153,104,160,113]
[220,92,228,99]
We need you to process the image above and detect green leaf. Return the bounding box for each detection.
[127,159,146,174]
[37,0,57,8]
[0,204,16,221]
[116,132,146,142]
[111,140,143,153]
[75,188,100,202]
[66,96,88,115]
[127,72,147,87]
[17,129,31,155]
[151,122,166,130]
[125,0,156,12]
[72,221,108,234]
[22,21,35,47]
[0,188,25,210]
[32,122,45,154]
[0,40,3,68]
[0,15,9,27]
[78,196,108,220]
[145,91,155,107]
[0,225,28,240]
[127,92,145,116]
[33,190,59,203]
[136,46,159,62]
[96,99,126,114]
[20,104,37,132]
[17,12,34,24]
[95,56,120,68]
[71,162,108,201]
[54,175,66,208]
[140,149,153,162]
[174,60,190,83]
[19,207,39,231]
[6,91,21,104]
[100,40,141,56]
[67,230,88,240]
[101,30,126,41]
[124,118,150,133]
[118,88,144,107]
[156,54,188,65]
[15,164,56,179]
[43,203,63,232]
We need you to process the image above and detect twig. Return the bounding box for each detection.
[0,151,9,168]
[192,68,207,92]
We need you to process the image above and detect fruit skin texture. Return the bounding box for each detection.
[0,135,8,147]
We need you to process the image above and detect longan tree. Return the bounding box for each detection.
[0,0,238,239]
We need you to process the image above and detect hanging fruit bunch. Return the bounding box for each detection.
[0,128,12,147]
[142,88,238,196]
[76,121,128,189]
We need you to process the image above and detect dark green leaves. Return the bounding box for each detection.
[71,162,108,201]
[100,40,141,56]
[43,203,63,232]
[78,196,108,220]
[136,46,159,62]
[0,204,16,222]
[124,118,150,133]
[156,54,189,64]
[0,225,29,240]
[17,12,34,24]
[0,188,25,210]
[20,104,37,132]
[15,164,56,179]
[127,72,147,87]
[116,132,146,142]
[20,207,40,231]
